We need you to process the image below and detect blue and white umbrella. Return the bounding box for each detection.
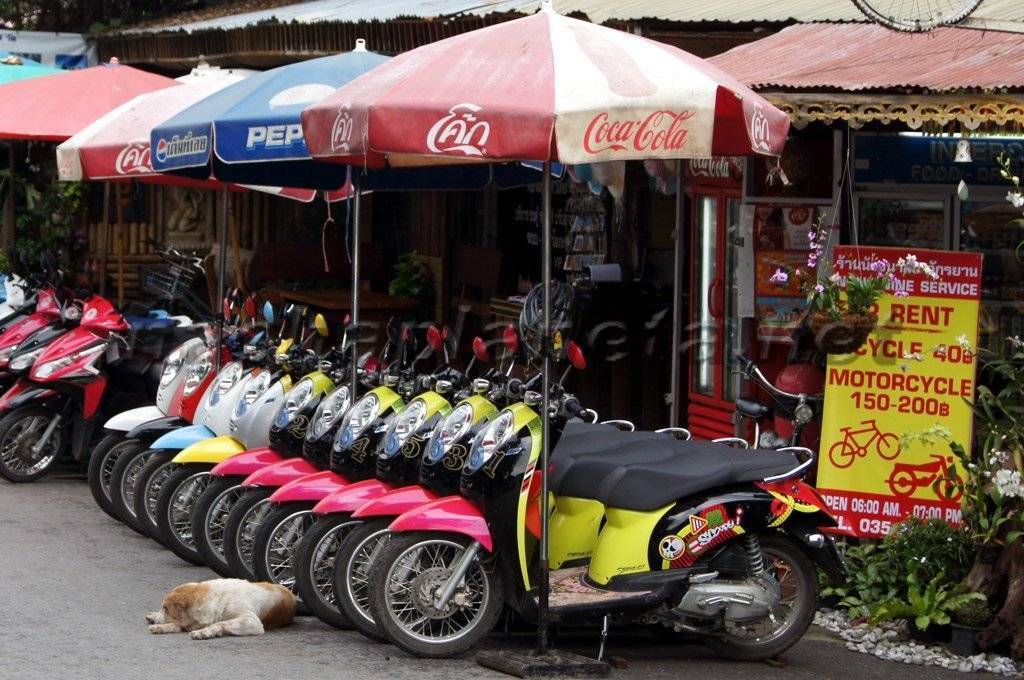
[151,40,388,190]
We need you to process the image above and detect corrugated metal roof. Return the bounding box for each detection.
[123,0,1024,33]
[709,22,1024,92]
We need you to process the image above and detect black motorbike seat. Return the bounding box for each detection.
[550,422,669,492]
[556,440,799,512]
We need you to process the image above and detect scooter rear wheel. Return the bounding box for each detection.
[191,475,248,577]
[224,488,275,581]
[155,464,214,565]
[702,534,818,661]
[87,434,140,520]
[369,531,504,658]
[293,514,359,629]
[0,405,67,483]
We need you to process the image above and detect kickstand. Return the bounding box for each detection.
[597,615,609,662]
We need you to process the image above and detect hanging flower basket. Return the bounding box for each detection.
[810,311,878,355]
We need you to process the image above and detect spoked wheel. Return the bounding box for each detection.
[87,435,141,519]
[191,476,247,577]
[109,447,159,534]
[224,488,275,581]
[132,451,178,542]
[369,532,503,658]
[0,405,66,483]
[155,464,214,565]
[702,534,817,661]
[253,502,317,588]
[293,514,359,629]
[334,518,394,642]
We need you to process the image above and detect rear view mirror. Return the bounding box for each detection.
[503,325,519,354]
[426,325,443,352]
[343,313,351,325]
[262,301,275,325]
[472,336,490,363]
[314,313,329,338]
[244,295,256,318]
[221,297,231,320]
[567,341,586,370]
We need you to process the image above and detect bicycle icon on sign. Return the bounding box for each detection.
[827,419,902,469]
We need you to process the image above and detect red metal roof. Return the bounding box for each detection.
[709,22,1024,92]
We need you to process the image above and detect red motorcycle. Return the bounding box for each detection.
[0,294,188,482]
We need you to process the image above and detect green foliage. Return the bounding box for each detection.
[388,251,433,320]
[821,542,898,620]
[951,597,993,628]
[14,179,87,274]
[870,568,985,631]
[882,516,975,585]
[0,1,205,33]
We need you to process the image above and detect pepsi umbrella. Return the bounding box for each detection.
[151,40,388,190]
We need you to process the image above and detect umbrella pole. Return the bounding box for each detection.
[669,160,684,428]
[350,181,361,396]
[215,188,229,373]
[99,183,110,296]
[538,160,552,653]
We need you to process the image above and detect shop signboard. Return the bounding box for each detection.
[855,133,1024,185]
[817,246,982,539]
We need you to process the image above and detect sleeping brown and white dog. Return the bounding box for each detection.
[146,579,295,640]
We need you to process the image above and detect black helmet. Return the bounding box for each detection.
[519,280,577,360]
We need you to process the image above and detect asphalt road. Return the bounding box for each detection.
[0,473,975,680]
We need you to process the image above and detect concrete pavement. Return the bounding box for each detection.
[0,474,973,680]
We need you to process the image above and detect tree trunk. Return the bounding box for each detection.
[971,540,1024,659]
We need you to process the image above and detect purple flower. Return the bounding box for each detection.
[808,230,817,241]
[814,284,824,294]
[894,290,910,298]
[769,268,789,285]
[807,253,818,268]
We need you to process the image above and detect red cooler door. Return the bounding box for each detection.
[687,190,743,439]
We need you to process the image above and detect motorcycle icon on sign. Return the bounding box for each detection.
[886,454,963,502]
[828,419,902,469]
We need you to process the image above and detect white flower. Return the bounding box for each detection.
[902,352,924,362]
[994,469,1024,498]
[1008,336,1024,350]
[1007,191,1024,209]
[829,272,843,283]
[956,334,972,351]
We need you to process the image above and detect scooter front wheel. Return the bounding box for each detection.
[0,405,66,483]
[133,450,178,543]
[87,434,140,519]
[109,447,157,533]
[155,464,214,565]
[293,514,359,629]
[191,476,248,578]
[333,518,394,642]
[369,532,504,659]
[252,502,317,588]
[224,488,275,581]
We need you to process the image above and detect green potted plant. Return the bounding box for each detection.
[388,251,434,321]
[767,214,939,354]
[950,597,993,656]
[870,567,986,643]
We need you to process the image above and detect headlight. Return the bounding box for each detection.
[10,347,44,372]
[206,362,243,407]
[183,358,212,396]
[232,371,273,423]
[383,398,428,458]
[467,410,516,472]
[159,347,187,389]
[427,402,475,463]
[336,392,380,450]
[273,378,315,428]
[32,344,106,379]
[309,385,351,440]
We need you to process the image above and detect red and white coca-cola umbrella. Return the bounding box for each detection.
[301,6,788,164]
[56,68,330,203]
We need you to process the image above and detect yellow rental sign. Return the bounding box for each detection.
[817,246,982,539]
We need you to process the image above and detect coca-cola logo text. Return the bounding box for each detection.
[331,107,354,152]
[115,143,151,175]
[583,110,694,155]
[749,104,771,153]
[426,103,489,156]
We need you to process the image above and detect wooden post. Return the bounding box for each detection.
[3,143,14,253]
[115,183,125,306]
[229,192,244,291]
[99,183,110,296]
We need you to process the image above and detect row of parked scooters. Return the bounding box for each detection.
[0,270,844,661]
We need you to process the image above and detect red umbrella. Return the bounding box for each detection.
[0,59,175,141]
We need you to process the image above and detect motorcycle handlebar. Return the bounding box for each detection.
[735,353,823,403]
